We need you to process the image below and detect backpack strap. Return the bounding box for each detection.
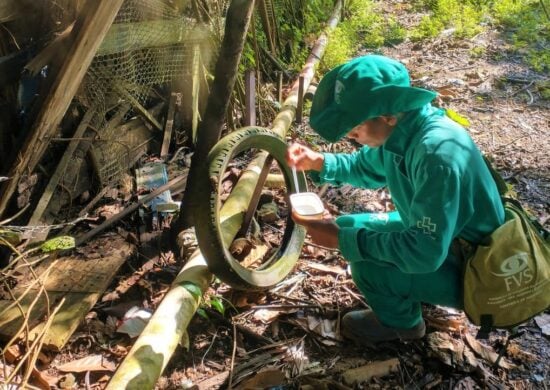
[482,155,509,196]
[484,156,549,240]
[477,314,493,339]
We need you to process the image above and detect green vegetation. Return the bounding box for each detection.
[469,46,486,58]
[322,0,549,73]
[240,0,337,73]
[537,81,550,100]
[410,0,549,72]
[322,0,406,72]
[411,0,485,40]
[493,0,549,72]
[240,0,547,111]
[196,293,236,320]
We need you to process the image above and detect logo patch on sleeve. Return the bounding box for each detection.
[416,217,437,237]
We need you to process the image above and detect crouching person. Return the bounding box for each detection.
[286,55,504,345]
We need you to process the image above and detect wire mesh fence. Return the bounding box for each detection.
[80,0,221,186]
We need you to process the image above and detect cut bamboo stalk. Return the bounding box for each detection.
[212,0,343,239]
[296,75,305,123]
[237,154,273,237]
[0,0,124,218]
[191,44,202,143]
[107,2,342,388]
[271,0,342,139]
[258,0,276,54]
[105,252,212,389]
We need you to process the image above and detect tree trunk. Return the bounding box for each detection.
[174,0,256,231]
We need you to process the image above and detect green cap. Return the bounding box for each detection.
[309,55,437,142]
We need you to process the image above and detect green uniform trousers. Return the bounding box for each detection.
[337,211,463,329]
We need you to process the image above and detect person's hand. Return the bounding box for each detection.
[291,209,339,249]
[286,143,324,172]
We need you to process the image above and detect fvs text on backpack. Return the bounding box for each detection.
[463,197,550,338]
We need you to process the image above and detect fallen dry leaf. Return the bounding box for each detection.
[253,308,282,323]
[424,314,465,332]
[230,237,255,257]
[234,368,286,390]
[301,260,346,275]
[426,332,478,370]
[534,313,550,336]
[342,358,400,386]
[463,333,515,369]
[506,342,538,362]
[56,355,116,373]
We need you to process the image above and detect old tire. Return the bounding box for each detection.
[194,127,306,290]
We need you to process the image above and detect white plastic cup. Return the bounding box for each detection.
[290,192,325,218]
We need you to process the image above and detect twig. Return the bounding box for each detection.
[396,352,421,390]
[78,185,112,217]
[252,304,321,310]
[492,135,529,153]
[0,204,29,225]
[8,254,48,275]
[200,329,218,370]
[341,285,369,308]
[525,88,534,105]
[317,183,330,198]
[333,273,342,335]
[228,322,237,389]
[269,292,318,306]
[5,294,64,386]
[19,297,66,388]
[268,273,306,294]
[0,259,56,320]
[510,80,535,96]
[205,308,273,345]
[3,263,55,356]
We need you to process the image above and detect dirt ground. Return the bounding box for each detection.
[48,2,549,389]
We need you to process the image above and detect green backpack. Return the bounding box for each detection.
[462,159,550,337]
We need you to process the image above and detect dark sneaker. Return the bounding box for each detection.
[341,309,426,346]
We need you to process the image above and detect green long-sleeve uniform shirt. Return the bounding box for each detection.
[314,104,505,275]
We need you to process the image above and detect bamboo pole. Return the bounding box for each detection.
[271,0,342,139]
[106,2,342,388]
[105,253,212,389]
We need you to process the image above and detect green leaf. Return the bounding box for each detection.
[210,296,225,315]
[0,230,22,246]
[196,308,208,319]
[445,109,471,128]
[182,282,202,300]
[40,236,75,252]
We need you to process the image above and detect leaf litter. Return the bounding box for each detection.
[29,2,550,389]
